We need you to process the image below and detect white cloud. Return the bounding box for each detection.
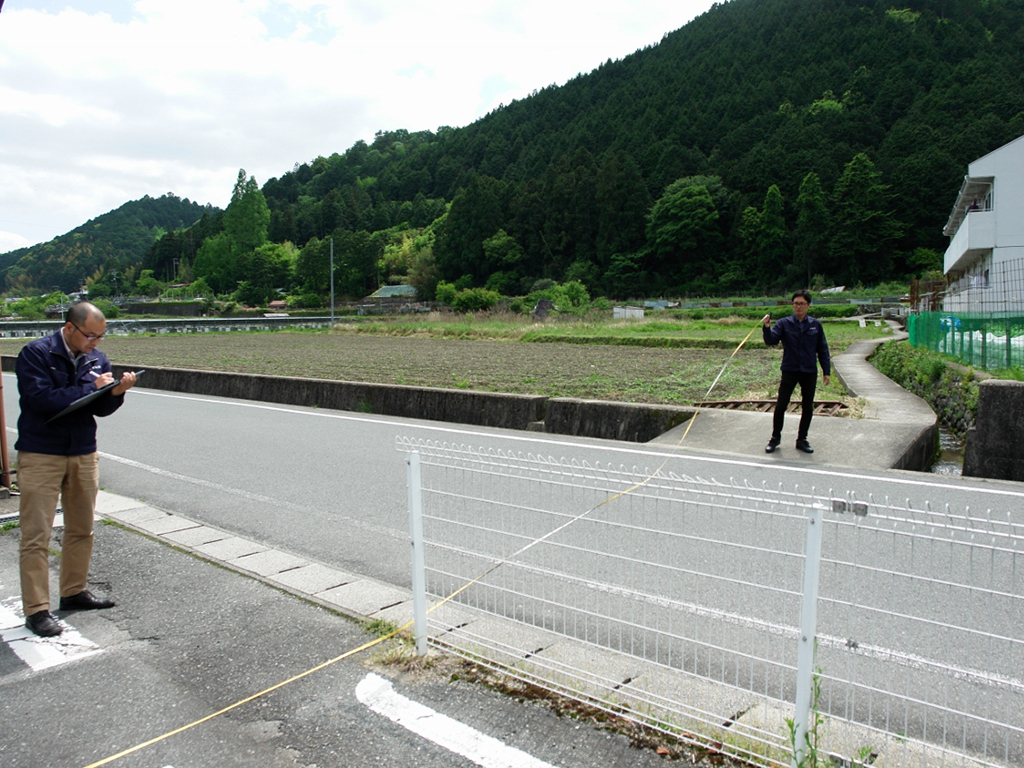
[0,0,715,252]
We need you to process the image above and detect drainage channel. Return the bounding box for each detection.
[931,428,964,476]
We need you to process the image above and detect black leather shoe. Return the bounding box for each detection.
[795,439,814,454]
[59,590,115,611]
[765,438,781,454]
[26,610,63,637]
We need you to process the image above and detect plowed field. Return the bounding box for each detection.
[3,332,791,405]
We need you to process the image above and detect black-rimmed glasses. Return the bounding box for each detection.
[70,321,106,342]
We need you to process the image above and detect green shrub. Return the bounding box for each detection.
[662,304,859,321]
[287,293,322,309]
[451,287,500,312]
[520,280,592,316]
[435,281,457,305]
[92,299,119,319]
[11,296,50,320]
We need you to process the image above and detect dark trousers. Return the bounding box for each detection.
[772,370,818,441]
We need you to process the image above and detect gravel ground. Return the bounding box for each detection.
[3,331,795,406]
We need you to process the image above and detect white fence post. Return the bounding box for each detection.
[792,505,824,768]
[407,450,428,656]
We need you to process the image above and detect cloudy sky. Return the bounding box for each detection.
[0,0,716,253]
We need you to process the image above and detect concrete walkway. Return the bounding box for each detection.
[651,329,938,472]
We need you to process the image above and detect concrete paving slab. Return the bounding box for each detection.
[105,505,167,526]
[129,514,201,535]
[95,490,151,514]
[367,601,414,628]
[434,616,566,667]
[271,563,357,594]
[532,641,644,689]
[161,525,229,547]
[370,596,482,631]
[231,549,308,577]
[618,668,763,738]
[194,536,269,560]
[426,601,483,630]
[316,579,410,616]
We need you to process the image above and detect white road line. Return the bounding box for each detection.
[356,673,557,768]
[0,599,103,671]
[96,452,281,506]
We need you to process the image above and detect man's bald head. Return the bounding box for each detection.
[66,302,105,326]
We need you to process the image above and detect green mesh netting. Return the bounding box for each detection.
[909,312,1024,370]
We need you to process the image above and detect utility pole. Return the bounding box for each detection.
[330,237,335,322]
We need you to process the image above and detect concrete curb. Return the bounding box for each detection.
[95,491,414,626]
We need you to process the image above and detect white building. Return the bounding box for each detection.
[942,133,1024,312]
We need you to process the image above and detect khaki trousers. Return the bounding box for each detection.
[18,451,100,616]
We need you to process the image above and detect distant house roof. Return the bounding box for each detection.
[368,285,417,299]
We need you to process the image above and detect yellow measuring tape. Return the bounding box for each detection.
[82,320,764,768]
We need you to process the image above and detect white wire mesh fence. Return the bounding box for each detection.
[398,437,1023,768]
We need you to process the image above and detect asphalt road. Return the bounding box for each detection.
[6,377,1012,590]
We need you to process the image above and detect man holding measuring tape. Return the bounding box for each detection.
[762,290,831,455]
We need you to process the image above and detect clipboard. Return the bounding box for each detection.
[45,370,144,424]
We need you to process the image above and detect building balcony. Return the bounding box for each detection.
[944,210,995,273]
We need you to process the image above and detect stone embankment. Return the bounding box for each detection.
[874,358,981,440]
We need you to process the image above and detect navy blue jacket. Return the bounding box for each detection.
[15,330,125,456]
[763,314,831,376]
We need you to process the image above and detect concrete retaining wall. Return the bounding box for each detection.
[1,356,693,441]
[119,365,550,433]
[544,398,693,443]
[963,380,1024,481]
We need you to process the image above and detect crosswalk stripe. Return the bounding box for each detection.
[0,601,103,671]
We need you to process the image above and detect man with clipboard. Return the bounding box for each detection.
[15,301,140,637]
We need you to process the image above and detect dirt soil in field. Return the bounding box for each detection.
[3,332,789,406]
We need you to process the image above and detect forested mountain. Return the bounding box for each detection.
[8,0,1024,301]
[1,194,215,295]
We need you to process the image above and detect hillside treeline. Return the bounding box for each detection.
[7,0,1024,302]
[1,194,215,296]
